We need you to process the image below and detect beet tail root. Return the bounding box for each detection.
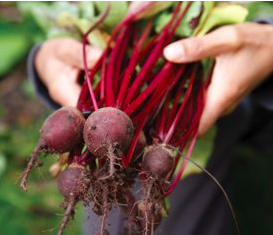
[20,146,41,191]
[57,197,77,235]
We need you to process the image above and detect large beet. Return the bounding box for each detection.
[83,107,134,158]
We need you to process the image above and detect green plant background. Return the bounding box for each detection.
[0,2,273,235]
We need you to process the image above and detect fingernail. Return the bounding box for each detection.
[164,43,185,62]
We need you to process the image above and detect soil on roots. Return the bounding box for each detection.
[136,176,170,235]
[87,166,140,235]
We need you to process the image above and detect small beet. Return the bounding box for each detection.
[142,145,174,179]
[57,163,90,199]
[83,107,134,158]
[57,163,90,235]
[20,106,85,191]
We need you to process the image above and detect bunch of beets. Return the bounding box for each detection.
[20,2,211,235]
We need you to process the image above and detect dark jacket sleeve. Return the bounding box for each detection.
[27,44,61,110]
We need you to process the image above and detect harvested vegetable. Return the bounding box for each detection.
[20,2,248,234]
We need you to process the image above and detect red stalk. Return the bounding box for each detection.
[83,35,98,111]
[123,2,183,107]
[81,5,110,111]
[116,21,152,108]
[100,54,108,100]
[163,67,196,144]
[132,65,182,123]
[157,93,171,141]
[105,26,131,107]
[165,131,198,197]
[113,27,132,98]
[125,120,146,166]
[125,65,173,117]
[165,68,187,132]
[124,63,173,115]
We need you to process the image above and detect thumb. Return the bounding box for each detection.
[164,26,241,63]
[58,38,103,69]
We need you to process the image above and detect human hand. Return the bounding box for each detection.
[164,23,273,136]
[35,38,102,106]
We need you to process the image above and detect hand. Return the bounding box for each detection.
[164,23,273,136]
[35,38,102,106]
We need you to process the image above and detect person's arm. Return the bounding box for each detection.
[27,38,102,109]
[164,22,273,136]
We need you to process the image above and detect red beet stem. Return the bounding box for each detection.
[173,68,205,147]
[81,5,110,111]
[106,26,131,107]
[116,21,152,108]
[113,26,132,95]
[100,57,107,100]
[125,120,146,165]
[132,64,183,124]
[83,36,98,111]
[157,93,171,141]
[165,68,188,132]
[165,132,198,197]
[163,66,196,144]
[77,50,105,111]
[123,2,183,107]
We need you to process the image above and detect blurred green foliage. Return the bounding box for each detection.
[0,113,83,234]
[246,1,273,21]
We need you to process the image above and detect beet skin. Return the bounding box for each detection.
[40,106,85,153]
[142,145,174,179]
[83,107,134,158]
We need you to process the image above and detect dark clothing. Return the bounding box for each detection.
[27,19,273,235]
[27,44,61,110]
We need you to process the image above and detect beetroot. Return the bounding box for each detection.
[57,163,89,199]
[57,163,90,235]
[142,145,174,179]
[20,106,85,191]
[136,145,174,233]
[84,107,134,157]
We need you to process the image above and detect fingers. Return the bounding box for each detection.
[48,67,81,107]
[164,26,242,63]
[58,38,103,69]
[197,66,241,136]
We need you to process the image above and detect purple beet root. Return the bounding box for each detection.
[20,106,85,191]
[84,107,134,178]
[142,145,174,179]
[57,163,90,199]
[83,107,134,158]
[57,163,90,235]
[40,107,85,153]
